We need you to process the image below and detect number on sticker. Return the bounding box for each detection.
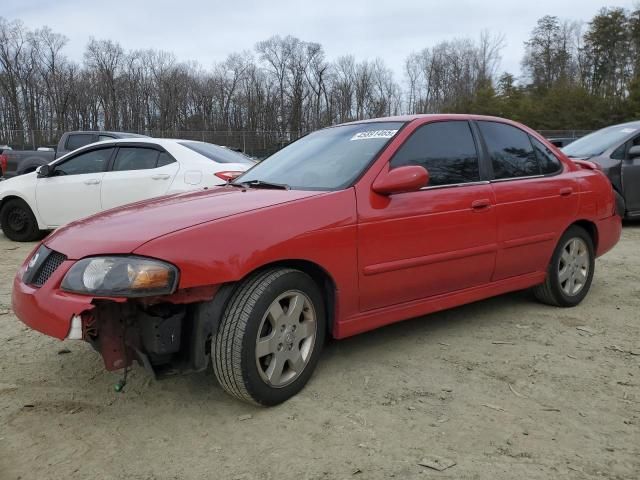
[350,130,398,141]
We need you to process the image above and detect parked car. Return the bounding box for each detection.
[0,138,254,241]
[2,131,147,178]
[12,114,621,405]
[562,121,640,219]
[547,137,576,148]
[0,147,9,178]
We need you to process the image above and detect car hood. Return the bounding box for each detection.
[45,187,326,259]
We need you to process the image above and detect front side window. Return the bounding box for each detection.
[478,121,538,179]
[113,147,159,171]
[235,122,404,190]
[54,148,113,176]
[390,121,480,186]
[65,134,95,151]
[530,137,562,174]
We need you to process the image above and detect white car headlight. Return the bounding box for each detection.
[61,256,179,297]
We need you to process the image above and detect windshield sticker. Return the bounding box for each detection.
[620,128,637,134]
[350,129,399,141]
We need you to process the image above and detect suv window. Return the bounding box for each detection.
[530,137,562,174]
[65,134,95,151]
[478,121,539,179]
[390,121,480,186]
[54,148,113,176]
[113,147,160,171]
[98,134,115,142]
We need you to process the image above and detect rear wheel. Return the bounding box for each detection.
[212,268,326,405]
[0,198,45,242]
[533,225,595,307]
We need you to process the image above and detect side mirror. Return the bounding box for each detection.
[372,165,429,195]
[36,164,51,177]
[628,145,640,159]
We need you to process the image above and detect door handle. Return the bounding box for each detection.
[151,174,171,180]
[84,179,100,185]
[471,199,492,211]
[559,187,573,197]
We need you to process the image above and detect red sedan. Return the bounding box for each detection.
[12,115,621,405]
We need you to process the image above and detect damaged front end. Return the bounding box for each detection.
[13,244,234,381]
[70,284,233,379]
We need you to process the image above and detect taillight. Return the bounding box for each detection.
[214,171,243,181]
[0,154,7,174]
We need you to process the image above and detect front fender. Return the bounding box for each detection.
[133,188,361,322]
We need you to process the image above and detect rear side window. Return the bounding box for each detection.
[65,134,95,151]
[390,121,480,186]
[478,121,538,179]
[113,147,159,171]
[530,137,562,174]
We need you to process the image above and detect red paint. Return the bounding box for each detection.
[372,165,428,195]
[13,115,622,345]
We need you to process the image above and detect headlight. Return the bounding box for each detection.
[61,256,179,297]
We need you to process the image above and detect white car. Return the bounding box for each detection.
[0,138,254,241]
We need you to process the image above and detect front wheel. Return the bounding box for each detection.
[533,225,595,307]
[212,268,326,405]
[0,198,46,242]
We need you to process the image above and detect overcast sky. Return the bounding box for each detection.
[5,0,635,83]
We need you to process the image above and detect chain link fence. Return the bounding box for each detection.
[1,128,591,157]
[0,130,304,159]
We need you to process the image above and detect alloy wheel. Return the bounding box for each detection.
[255,290,317,388]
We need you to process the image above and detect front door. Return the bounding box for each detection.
[35,147,114,227]
[357,120,498,311]
[101,147,179,210]
[621,135,640,215]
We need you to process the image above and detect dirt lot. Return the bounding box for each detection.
[0,227,639,480]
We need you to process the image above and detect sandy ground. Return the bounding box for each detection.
[0,226,639,480]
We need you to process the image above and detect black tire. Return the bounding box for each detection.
[533,225,595,307]
[0,198,45,242]
[212,268,326,406]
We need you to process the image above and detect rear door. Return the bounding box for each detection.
[100,146,179,210]
[477,121,579,280]
[35,146,113,227]
[357,120,498,311]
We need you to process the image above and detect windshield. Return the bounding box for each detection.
[562,125,639,158]
[235,122,404,190]
[179,141,255,165]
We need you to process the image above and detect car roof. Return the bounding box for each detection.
[336,113,524,126]
[67,131,147,138]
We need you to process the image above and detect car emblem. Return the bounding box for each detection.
[28,252,40,269]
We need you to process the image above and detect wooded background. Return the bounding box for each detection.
[1,6,640,155]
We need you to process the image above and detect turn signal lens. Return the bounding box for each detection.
[130,264,172,289]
